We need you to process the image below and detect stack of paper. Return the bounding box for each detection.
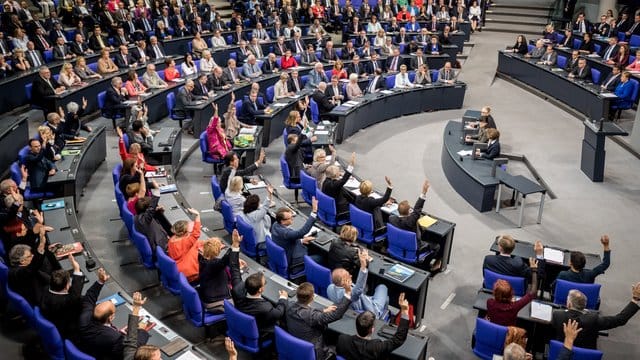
[544,247,564,264]
[418,215,438,228]
[530,301,553,321]
[345,177,361,188]
[457,150,473,156]
[245,181,267,190]
[314,130,329,135]
[239,127,256,135]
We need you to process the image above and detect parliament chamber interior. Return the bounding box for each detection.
[1,0,640,359]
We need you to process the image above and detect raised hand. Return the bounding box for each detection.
[232,229,243,247]
[600,235,610,249]
[422,179,430,194]
[385,176,392,187]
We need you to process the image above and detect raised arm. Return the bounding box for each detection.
[591,235,611,277]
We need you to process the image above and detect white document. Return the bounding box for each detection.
[244,181,267,190]
[370,192,382,199]
[530,301,553,322]
[304,226,321,237]
[457,150,473,156]
[380,90,394,94]
[544,247,564,264]
[382,203,398,214]
[272,102,288,107]
[600,92,618,98]
[175,351,204,360]
[314,130,329,135]
[239,126,256,134]
[344,177,361,188]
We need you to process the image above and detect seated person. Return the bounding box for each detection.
[225,176,246,217]
[556,235,610,284]
[610,71,635,119]
[524,39,545,59]
[601,65,622,92]
[117,127,155,172]
[388,179,442,270]
[483,235,542,278]
[354,177,393,229]
[77,268,149,358]
[239,90,266,126]
[238,190,273,246]
[219,150,266,194]
[124,69,148,98]
[134,194,173,251]
[538,44,557,66]
[127,120,153,155]
[337,293,411,359]
[487,258,539,326]
[229,229,287,339]
[167,209,201,282]
[567,58,591,81]
[551,284,640,349]
[7,228,51,305]
[305,146,336,185]
[465,115,494,144]
[24,138,57,193]
[321,156,356,215]
[271,199,318,269]
[124,170,148,215]
[475,128,500,160]
[285,282,351,359]
[328,248,389,319]
[199,237,232,313]
[394,64,414,88]
[328,225,361,278]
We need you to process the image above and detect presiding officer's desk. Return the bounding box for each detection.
[0,115,29,177]
[149,127,182,169]
[247,185,431,328]
[497,50,616,121]
[441,120,499,212]
[330,82,467,144]
[47,125,107,205]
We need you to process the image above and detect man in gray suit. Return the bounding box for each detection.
[525,39,546,59]
[174,80,206,134]
[437,61,457,84]
[538,44,557,66]
[410,48,428,70]
[242,55,263,78]
[52,37,74,61]
[222,58,247,84]
[142,64,168,89]
[306,62,329,89]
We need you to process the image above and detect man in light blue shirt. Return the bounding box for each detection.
[327,248,389,319]
[242,55,263,78]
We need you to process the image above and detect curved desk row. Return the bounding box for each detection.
[441,120,499,212]
[497,51,615,121]
[330,82,467,143]
[151,168,429,359]
[0,115,28,178]
[47,125,107,205]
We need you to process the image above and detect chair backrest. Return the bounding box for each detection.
[316,188,338,227]
[156,246,181,295]
[122,133,130,150]
[385,74,396,89]
[630,34,640,47]
[275,326,316,360]
[166,92,176,116]
[282,127,289,146]
[6,287,35,327]
[87,62,98,73]
[236,216,259,258]
[157,69,165,80]
[309,98,319,123]
[111,164,122,186]
[630,78,640,102]
[304,255,331,298]
[64,340,95,360]
[130,224,155,269]
[593,43,601,55]
[630,55,636,65]
[265,236,289,278]
[349,204,376,245]
[210,175,223,202]
[573,38,582,49]
[199,131,212,162]
[224,299,262,353]
[34,307,65,360]
[386,223,419,264]
[553,279,601,310]
[97,91,106,109]
[557,55,567,69]
[220,199,236,234]
[266,85,275,103]
[25,83,32,100]
[548,339,603,360]
[590,68,601,85]
[178,273,205,327]
[279,154,293,188]
[482,268,527,297]
[527,44,535,53]
[472,317,508,360]
[10,162,23,185]
[300,171,317,205]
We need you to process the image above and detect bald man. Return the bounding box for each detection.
[77,268,149,359]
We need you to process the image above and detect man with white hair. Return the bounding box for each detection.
[306,62,328,89]
[142,64,168,89]
[311,81,335,115]
[242,54,263,78]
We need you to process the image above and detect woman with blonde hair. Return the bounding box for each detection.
[225,176,246,216]
[74,56,101,80]
[59,62,83,87]
[328,225,360,277]
[199,237,233,312]
[167,208,202,281]
[355,176,393,228]
[97,48,118,75]
[305,146,337,185]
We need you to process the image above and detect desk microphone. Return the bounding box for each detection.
[459,156,463,162]
[82,245,96,270]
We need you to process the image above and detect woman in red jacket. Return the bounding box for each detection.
[486,259,539,327]
[280,49,299,70]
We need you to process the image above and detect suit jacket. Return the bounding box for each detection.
[614,80,635,108]
[52,44,71,60]
[551,303,640,349]
[540,51,557,65]
[528,46,545,59]
[337,317,409,359]
[570,65,591,81]
[113,52,135,68]
[321,47,338,62]
[601,44,619,61]
[146,43,166,60]
[134,195,170,250]
[481,140,501,160]
[572,20,592,33]
[366,75,386,93]
[348,62,365,76]
[219,163,258,194]
[385,56,402,72]
[601,72,621,92]
[285,296,351,359]
[366,60,385,74]
[229,250,286,337]
[77,281,150,360]
[207,74,229,90]
[273,42,289,56]
[307,70,329,89]
[32,75,60,111]
[231,31,248,45]
[388,196,424,233]
[261,59,279,74]
[222,66,246,83]
[438,68,457,82]
[40,273,85,339]
[239,98,265,125]
[26,49,45,68]
[355,186,392,228]
[289,38,307,54]
[271,215,316,266]
[288,77,304,93]
[564,57,579,73]
[483,254,530,278]
[174,87,200,117]
[311,89,335,114]
[192,81,210,97]
[88,34,109,51]
[327,237,359,276]
[142,71,167,88]
[69,41,89,55]
[104,85,126,116]
[8,250,47,305]
[325,84,343,100]
[410,55,428,70]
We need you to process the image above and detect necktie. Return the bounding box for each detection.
[123,54,127,65]
[230,69,235,82]
[0,41,6,54]
[59,45,64,56]
[630,22,638,34]
[203,84,207,93]
[418,57,422,66]
[402,74,407,86]
[355,64,358,74]
[294,79,299,91]
[373,61,377,71]
[154,45,161,58]
[98,36,105,48]
[31,51,40,67]
[253,101,257,111]
[604,46,614,60]
[39,35,48,48]
[368,78,376,92]
[445,70,450,80]
[604,75,616,88]
[391,57,397,71]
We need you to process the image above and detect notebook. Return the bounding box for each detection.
[385,264,415,283]
[159,184,178,194]
[530,301,553,322]
[543,247,564,264]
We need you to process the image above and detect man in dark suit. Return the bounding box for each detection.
[136,15,154,35]
[229,229,287,341]
[365,69,385,94]
[271,201,318,268]
[219,150,265,194]
[69,33,92,56]
[190,16,210,35]
[26,41,46,68]
[261,53,279,74]
[366,53,385,74]
[208,66,231,91]
[285,282,351,360]
[134,194,172,251]
[33,28,52,53]
[288,70,304,93]
[410,48,428,70]
[325,76,344,104]
[601,36,619,62]
[568,58,591,81]
[572,12,592,34]
[174,79,204,121]
[239,90,265,125]
[337,293,410,359]
[600,65,622,92]
[147,36,166,60]
[192,73,212,97]
[321,155,355,215]
[88,27,111,51]
[32,66,65,113]
[312,82,336,115]
[7,231,50,305]
[52,36,74,61]
[385,49,402,73]
[348,55,366,77]
[289,32,306,54]
[112,27,131,47]
[388,180,439,254]
[40,254,85,340]
[483,235,543,278]
[551,283,640,349]
[301,44,319,64]
[321,41,338,62]
[77,268,150,359]
[114,45,136,68]
[23,139,57,192]
[104,77,128,121]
